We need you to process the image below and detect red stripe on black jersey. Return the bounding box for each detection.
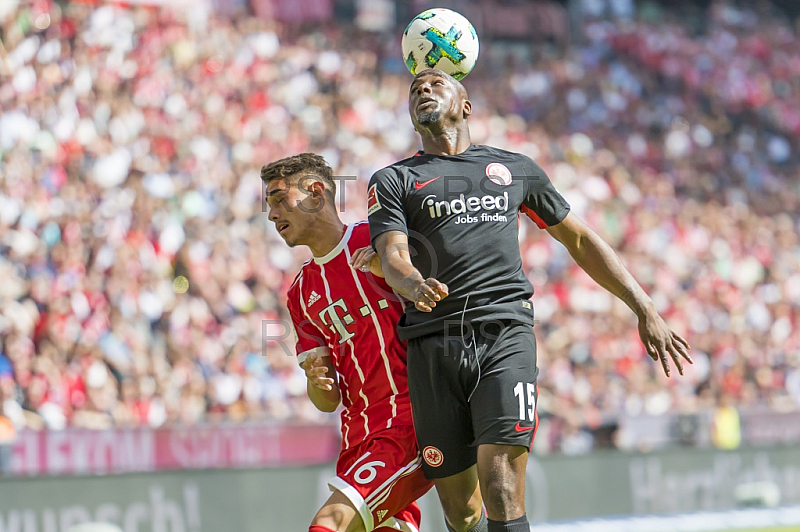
[520,204,548,229]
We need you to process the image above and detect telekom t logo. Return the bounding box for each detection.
[318,298,355,344]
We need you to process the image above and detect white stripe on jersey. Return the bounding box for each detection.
[319,262,371,444]
[364,453,422,502]
[343,244,400,429]
[289,261,311,290]
[366,466,420,515]
[297,268,332,360]
[344,337,370,439]
[338,372,352,450]
[296,272,307,315]
[366,459,422,510]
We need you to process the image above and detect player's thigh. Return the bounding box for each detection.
[331,431,432,531]
[470,324,539,449]
[407,334,478,479]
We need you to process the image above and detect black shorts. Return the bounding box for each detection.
[407,320,539,479]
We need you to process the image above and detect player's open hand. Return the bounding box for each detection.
[301,355,335,391]
[412,278,448,312]
[349,246,378,273]
[637,311,693,377]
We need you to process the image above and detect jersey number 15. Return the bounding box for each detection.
[513,381,536,422]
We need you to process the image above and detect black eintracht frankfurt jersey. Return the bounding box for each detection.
[368,144,571,340]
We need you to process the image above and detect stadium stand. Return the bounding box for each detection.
[0,0,798,456]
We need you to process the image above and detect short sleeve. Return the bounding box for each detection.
[286,291,329,364]
[520,158,570,229]
[367,168,408,249]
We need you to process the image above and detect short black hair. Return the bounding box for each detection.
[260,153,336,199]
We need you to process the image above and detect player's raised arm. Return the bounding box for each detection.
[545,212,693,377]
[373,231,448,313]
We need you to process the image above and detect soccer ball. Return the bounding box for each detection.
[401,8,479,81]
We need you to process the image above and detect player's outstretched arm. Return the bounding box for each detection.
[545,212,692,377]
[301,355,341,412]
[373,230,448,312]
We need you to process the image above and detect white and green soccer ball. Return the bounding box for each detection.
[401,8,479,81]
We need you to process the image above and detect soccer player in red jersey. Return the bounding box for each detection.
[262,154,438,532]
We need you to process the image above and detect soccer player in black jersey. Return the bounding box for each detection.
[366,69,693,532]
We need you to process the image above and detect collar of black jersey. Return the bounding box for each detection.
[413,145,479,157]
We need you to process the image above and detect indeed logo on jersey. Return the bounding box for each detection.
[421,192,509,225]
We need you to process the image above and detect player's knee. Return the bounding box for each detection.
[480,477,524,519]
[481,483,514,513]
[309,508,342,530]
[479,464,524,516]
[444,511,484,532]
[435,466,484,531]
[310,505,363,532]
[440,497,483,531]
[311,489,366,532]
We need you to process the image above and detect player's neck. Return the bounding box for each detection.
[308,215,346,258]
[419,126,471,156]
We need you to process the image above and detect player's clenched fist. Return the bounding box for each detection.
[301,355,335,391]
[411,278,449,312]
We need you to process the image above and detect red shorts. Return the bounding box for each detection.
[329,429,433,531]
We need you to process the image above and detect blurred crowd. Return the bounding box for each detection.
[611,1,800,136]
[0,0,798,454]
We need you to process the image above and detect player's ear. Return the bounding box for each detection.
[463,99,472,118]
[308,180,327,200]
[298,175,325,203]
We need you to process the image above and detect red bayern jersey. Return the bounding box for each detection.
[286,221,412,450]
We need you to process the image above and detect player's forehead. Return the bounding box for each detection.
[410,69,455,90]
[267,171,329,194]
[265,174,298,195]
